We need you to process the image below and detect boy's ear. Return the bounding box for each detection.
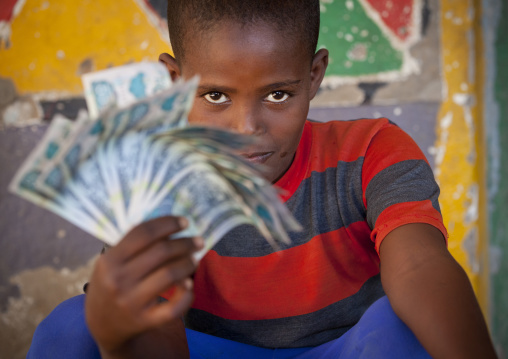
[159,53,181,82]
[309,49,329,100]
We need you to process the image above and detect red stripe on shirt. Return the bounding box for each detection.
[276,119,392,202]
[189,221,379,320]
[276,121,312,202]
[371,200,448,253]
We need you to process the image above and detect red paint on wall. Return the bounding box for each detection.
[365,0,414,41]
[0,0,20,21]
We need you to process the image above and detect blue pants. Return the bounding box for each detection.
[27,295,430,358]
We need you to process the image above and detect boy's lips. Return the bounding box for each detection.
[241,151,274,164]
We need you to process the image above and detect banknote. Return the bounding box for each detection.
[82,61,172,118]
[147,161,254,260]
[36,77,197,199]
[10,62,301,256]
[8,116,120,241]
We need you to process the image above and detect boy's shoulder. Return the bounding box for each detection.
[303,117,427,179]
[308,117,394,139]
[307,117,397,157]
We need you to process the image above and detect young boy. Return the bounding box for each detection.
[28,1,497,358]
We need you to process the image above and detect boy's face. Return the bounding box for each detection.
[160,21,328,183]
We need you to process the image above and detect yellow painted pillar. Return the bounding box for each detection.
[436,0,489,317]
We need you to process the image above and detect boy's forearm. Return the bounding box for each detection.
[380,224,497,359]
[385,255,495,358]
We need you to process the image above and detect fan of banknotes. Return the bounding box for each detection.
[9,62,301,260]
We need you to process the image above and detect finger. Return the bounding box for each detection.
[127,255,197,307]
[121,236,203,286]
[109,216,189,263]
[143,280,194,327]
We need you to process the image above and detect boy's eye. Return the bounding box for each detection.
[203,92,229,104]
[266,91,289,103]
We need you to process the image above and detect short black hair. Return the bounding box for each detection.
[167,0,320,64]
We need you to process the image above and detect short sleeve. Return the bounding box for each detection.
[361,122,448,254]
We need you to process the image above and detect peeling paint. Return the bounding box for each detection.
[468,28,476,84]
[464,184,479,224]
[0,77,17,108]
[0,257,96,359]
[347,42,369,61]
[452,93,477,165]
[2,97,43,127]
[452,183,465,200]
[319,0,422,87]
[132,0,170,45]
[359,0,422,47]
[312,83,365,107]
[0,0,27,49]
[482,0,502,202]
[463,226,480,274]
[489,245,502,275]
[428,111,453,178]
[436,0,489,313]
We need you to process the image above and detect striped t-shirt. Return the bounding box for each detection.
[183,118,448,348]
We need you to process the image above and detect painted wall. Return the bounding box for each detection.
[0,0,505,358]
[485,0,508,355]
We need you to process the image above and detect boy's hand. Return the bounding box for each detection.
[85,216,203,358]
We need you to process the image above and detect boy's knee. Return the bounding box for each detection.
[27,295,100,359]
[342,296,431,358]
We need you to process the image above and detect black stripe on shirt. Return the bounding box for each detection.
[185,274,384,348]
[365,159,441,229]
[212,158,366,257]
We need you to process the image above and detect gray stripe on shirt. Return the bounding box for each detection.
[365,159,441,229]
[212,158,366,257]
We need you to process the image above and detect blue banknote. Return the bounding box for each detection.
[10,62,301,254]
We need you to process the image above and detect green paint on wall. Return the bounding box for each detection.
[490,0,508,356]
[318,0,403,77]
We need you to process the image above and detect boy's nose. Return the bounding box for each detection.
[229,103,264,136]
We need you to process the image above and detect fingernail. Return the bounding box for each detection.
[192,255,199,267]
[182,278,193,290]
[178,217,188,229]
[193,237,204,248]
